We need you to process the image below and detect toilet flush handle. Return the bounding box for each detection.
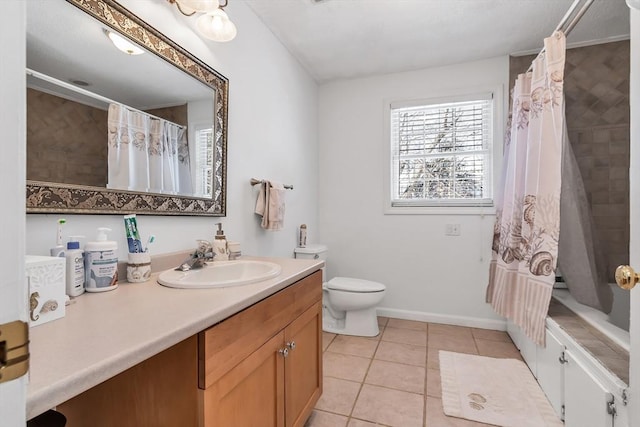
[314,254,319,259]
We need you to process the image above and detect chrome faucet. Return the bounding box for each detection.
[175,240,215,271]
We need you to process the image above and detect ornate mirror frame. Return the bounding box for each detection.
[26,0,228,216]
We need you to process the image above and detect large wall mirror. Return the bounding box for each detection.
[26,0,228,215]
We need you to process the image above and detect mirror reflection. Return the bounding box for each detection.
[25,0,227,215]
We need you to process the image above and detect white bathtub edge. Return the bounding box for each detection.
[552,289,630,352]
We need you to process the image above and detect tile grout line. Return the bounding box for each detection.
[346,330,383,423]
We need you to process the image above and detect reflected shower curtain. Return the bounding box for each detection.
[486,32,566,346]
[107,103,193,195]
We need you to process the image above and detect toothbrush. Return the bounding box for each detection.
[144,235,155,253]
[56,218,66,246]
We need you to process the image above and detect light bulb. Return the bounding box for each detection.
[196,8,237,42]
[105,31,145,55]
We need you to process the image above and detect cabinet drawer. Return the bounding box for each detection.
[199,270,322,389]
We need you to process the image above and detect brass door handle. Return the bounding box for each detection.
[615,265,639,290]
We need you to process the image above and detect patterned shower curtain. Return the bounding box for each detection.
[107,103,193,195]
[486,32,566,346]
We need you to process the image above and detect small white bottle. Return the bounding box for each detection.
[65,235,85,297]
[213,222,229,261]
[84,227,119,292]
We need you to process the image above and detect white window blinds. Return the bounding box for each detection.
[390,95,493,207]
[194,127,214,197]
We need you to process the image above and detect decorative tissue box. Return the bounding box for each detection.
[26,255,66,327]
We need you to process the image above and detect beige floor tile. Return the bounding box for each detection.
[428,334,478,354]
[387,318,428,331]
[429,323,473,339]
[324,351,371,382]
[426,397,494,426]
[328,335,380,358]
[315,377,362,416]
[304,410,349,427]
[378,316,389,327]
[426,368,441,397]
[475,339,521,359]
[352,384,424,427]
[470,328,512,343]
[381,327,427,347]
[323,332,337,351]
[365,360,425,394]
[374,340,427,367]
[348,418,391,426]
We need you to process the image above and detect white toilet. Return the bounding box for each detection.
[294,244,386,337]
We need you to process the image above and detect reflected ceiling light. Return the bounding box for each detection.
[168,0,237,42]
[104,30,145,55]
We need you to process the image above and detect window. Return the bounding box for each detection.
[389,94,494,209]
[193,126,214,197]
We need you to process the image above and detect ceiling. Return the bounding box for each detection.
[245,0,631,83]
[26,0,212,110]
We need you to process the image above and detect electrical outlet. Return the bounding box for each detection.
[445,224,461,236]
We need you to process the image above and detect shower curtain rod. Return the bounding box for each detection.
[526,0,594,72]
[26,68,186,130]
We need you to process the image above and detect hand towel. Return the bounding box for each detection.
[254,180,285,230]
[268,182,286,230]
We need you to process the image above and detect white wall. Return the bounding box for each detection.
[25,1,319,260]
[318,57,509,328]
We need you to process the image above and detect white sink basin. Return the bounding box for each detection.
[157,260,282,289]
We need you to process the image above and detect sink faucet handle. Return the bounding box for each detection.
[195,239,213,256]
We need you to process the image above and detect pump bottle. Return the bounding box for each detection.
[84,227,119,292]
[65,236,85,297]
[213,222,228,261]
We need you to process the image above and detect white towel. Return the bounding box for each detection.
[255,181,286,230]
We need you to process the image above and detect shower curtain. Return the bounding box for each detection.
[486,32,566,346]
[107,103,193,195]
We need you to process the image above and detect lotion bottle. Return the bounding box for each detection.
[65,235,85,297]
[84,227,119,292]
[213,222,228,261]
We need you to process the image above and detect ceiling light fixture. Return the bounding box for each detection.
[168,0,237,42]
[104,30,145,55]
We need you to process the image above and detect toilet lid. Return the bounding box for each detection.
[326,277,386,293]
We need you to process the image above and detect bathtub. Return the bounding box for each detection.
[552,285,630,352]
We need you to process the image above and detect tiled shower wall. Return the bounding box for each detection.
[510,40,630,280]
[27,89,189,189]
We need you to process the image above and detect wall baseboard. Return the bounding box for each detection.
[377,307,507,331]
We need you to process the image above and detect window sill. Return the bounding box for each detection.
[384,205,497,216]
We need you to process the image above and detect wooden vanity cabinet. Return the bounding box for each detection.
[57,270,322,427]
[200,270,322,427]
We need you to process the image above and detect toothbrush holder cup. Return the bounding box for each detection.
[127,252,151,283]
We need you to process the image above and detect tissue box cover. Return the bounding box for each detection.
[26,255,66,327]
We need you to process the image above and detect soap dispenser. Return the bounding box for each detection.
[213,222,229,260]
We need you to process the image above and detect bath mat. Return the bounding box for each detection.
[439,351,562,427]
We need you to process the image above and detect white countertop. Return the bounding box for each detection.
[26,256,324,420]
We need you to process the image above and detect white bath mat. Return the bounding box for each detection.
[439,351,562,427]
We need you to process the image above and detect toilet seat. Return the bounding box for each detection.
[326,277,386,293]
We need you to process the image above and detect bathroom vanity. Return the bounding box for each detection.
[26,256,324,426]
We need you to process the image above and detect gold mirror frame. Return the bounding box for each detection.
[26,0,228,216]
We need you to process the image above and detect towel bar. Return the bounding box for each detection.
[250,178,293,190]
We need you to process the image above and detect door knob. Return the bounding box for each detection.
[615,265,639,290]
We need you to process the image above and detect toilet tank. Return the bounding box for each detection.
[294,244,328,261]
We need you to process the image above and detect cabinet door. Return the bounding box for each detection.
[536,329,565,419]
[202,331,286,427]
[284,302,322,427]
[564,349,613,427]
